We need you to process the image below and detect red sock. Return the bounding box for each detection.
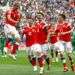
[5,40,10,49]
[5,40,11,49]
[63,63,69,72]
[11,44,18,54]
[63,63,67,68]
[31,57,36,66]
[38,56,45,67]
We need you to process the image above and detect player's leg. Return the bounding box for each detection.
[54,42,60,62]
[55,50,59,62]
[28,49,37,71]
[55,41,68,72]
[68,53,75,72]
[60,51,68,72]
[42,43,51,70]
[31,56,37,72]
[11,38,20,60]
[10,28,21,60]
[3,41,8,57]
[50,44,55,62]
[26,47,37,71]
[3,24,18,58]
[3,24,12,55]
[66,42,75,72]
[27,47,32,64]
[51,43,59,62]
[4,38,12,54]
[34,44,45,75]
[45,55,51,70]
[59,46,68,72]
[11,44,18,59]
[30,44,38,72]
[38,53,45,75]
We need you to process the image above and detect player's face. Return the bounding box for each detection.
[51,25,55,30]
[29,24,32,27]
[58,16,64,23]
[28,21,33,27]
[13,5,19,10]
[37,14,43,21]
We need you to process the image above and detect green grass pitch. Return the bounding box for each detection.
[0,51,75,75]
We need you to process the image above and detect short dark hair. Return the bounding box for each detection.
[59,14,66,20]
[13,3,19,8]
[37,12,44,17]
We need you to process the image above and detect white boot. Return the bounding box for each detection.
[52,58,55,62]
[55,57,59,62]
[12,55,16,60]
[4,47,8,53]
[33,66,37,72]
[39,67,44,75]
[9,54,16,60]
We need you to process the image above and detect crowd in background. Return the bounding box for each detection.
[0,0,75,33]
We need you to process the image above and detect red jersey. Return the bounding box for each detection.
[56,22,72,42]
[22,25,38,47]
[41,25,50,44]
[48,27,58,44]
[35,21,45,29]
[31,26,38,44]
[22,26,33,47]
[6,8,21,26]
[35,21,46,44]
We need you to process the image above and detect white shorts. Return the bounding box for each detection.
[41,43,49,51]
[54,41,64,53]
[26,46,34,56]
[18,43,26,51]
[50,43,55,50]
[31,44,42,53]
[62,41,73,53]
[4,24,20,39]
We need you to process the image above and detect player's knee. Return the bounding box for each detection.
[51,49,53,52]
[68,54,72,61]
[16,38,21,43]
[60,52,64,59]
[46,57,50,65]
[32,57,36,61]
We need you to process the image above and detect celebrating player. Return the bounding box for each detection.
[56,14,75,72]
[47,24,59,63]
[35,12,51,73]
[4,3,21,60]
[21,19,38,72]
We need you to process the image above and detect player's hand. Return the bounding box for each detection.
[60,32,66,35]
[50,32,54,35]
[11,32,15,36]
[45,39,49,43]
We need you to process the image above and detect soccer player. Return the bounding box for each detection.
[47,24,59,63]
[35,12,50,74]
[22,18,46,74]
[4,3,21,60]
[56,14,75,72]
[42,25,51,70]
[21,19,37,72]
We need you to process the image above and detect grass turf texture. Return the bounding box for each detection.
[0,51,75,75]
